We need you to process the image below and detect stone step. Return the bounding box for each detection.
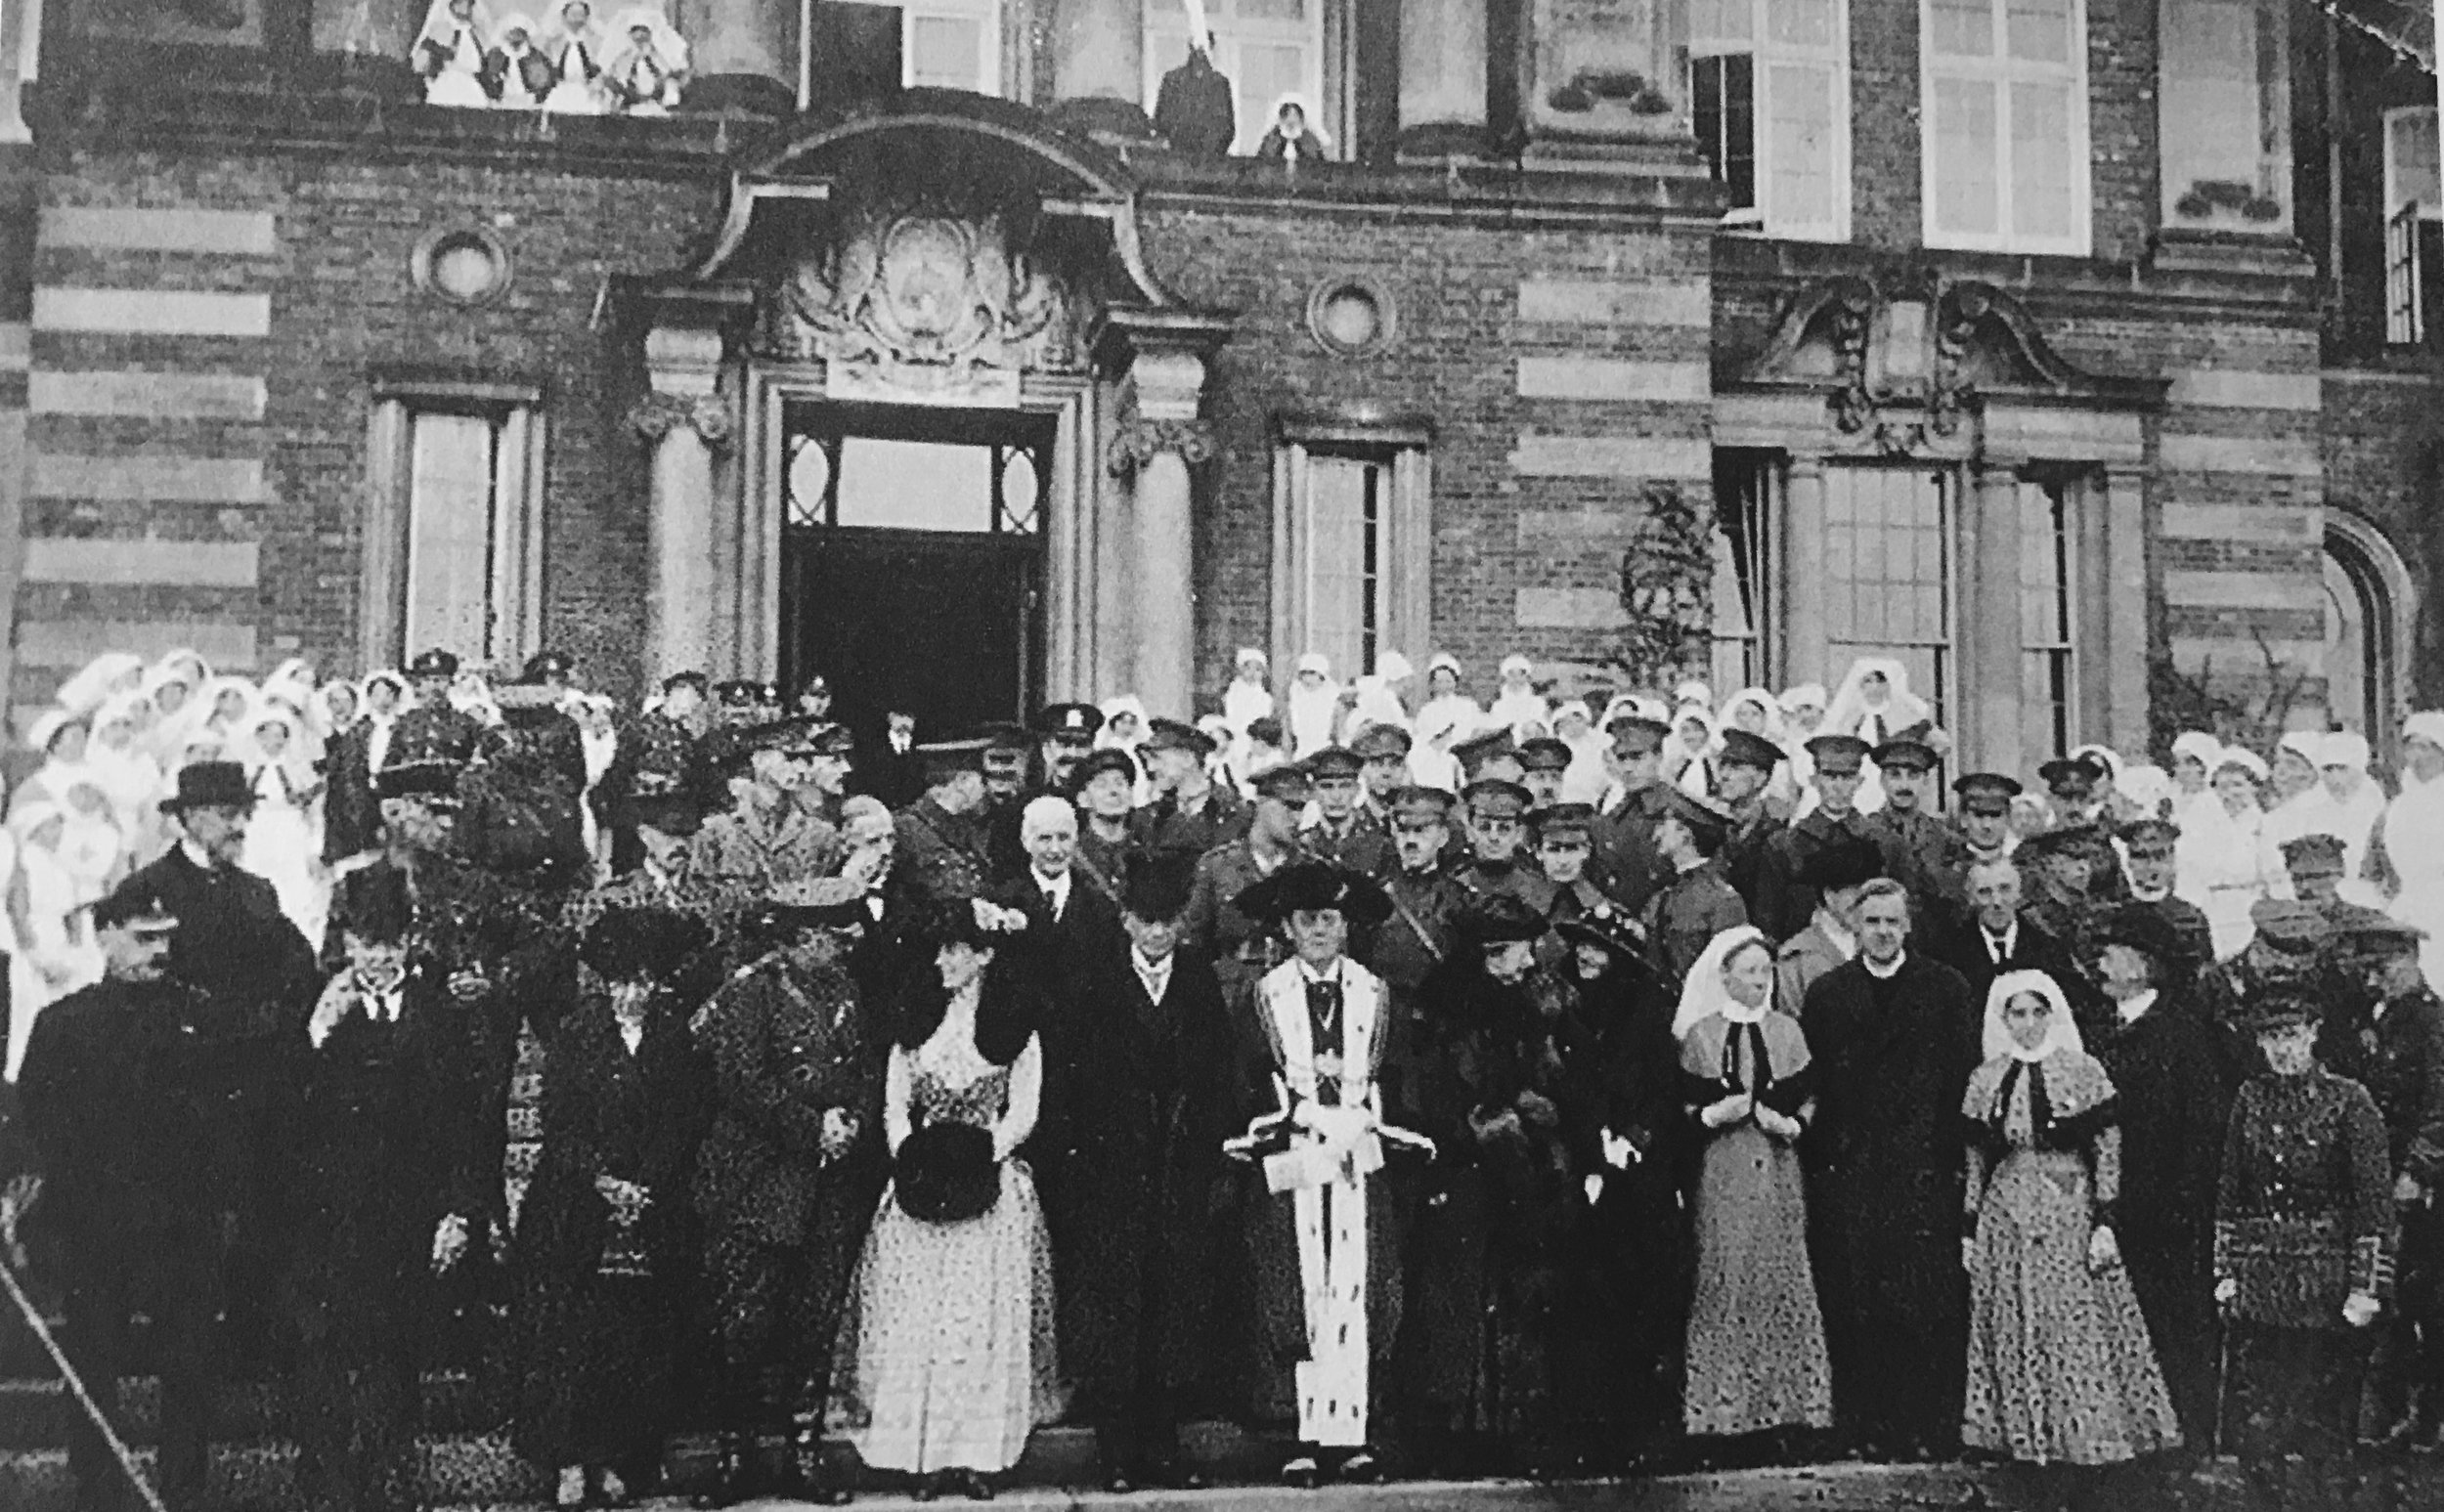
[0,1451,2195,1512]
[0,1370,501,1449]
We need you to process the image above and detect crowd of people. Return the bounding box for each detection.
[1,639,2441,1512]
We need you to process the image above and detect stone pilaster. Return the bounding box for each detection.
[1105,348,1215,721]
[632,325,731,686]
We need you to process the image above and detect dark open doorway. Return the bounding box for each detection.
[779,401,1052,747]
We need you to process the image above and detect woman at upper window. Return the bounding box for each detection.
[486,12,553,107]
[537,0,610,112]
[414,0,496,107]
[1256,96,1330,162]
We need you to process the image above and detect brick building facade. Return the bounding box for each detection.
[0,0,2434,768]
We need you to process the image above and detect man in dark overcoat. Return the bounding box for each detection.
[116,759,322,1353]
[1039,856,1235,1491]
[691,878,888,1506]
[18,884,242,1512]
[1799,877,1981,1458]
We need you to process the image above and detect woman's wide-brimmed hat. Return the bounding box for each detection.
[894,1121,999,1225]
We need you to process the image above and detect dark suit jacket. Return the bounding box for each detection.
[995,871,1125,1011]
[320,722,379,863]
[1924,909,2106,1037]
[122,846,321,1043]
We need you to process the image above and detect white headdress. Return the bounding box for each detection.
[1982,969,2084,1064]
[1672,924,1772,1040]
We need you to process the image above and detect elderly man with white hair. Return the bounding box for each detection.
[997,795,1123,971]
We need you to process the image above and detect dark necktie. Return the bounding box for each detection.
[1993,1058,2054,1146]
[1306,979,1343,1104]
[1986,931,2009,966]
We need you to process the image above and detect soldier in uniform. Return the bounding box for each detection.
[1134,718,1250,863]
[2214,992,2392,1503]
[1452,779,1555,913]
[1302,747,1395,877]
[18,885,241,1512]
[1452,727,1523,789]
[1184,760,1318,1012]
[2330,917,2444,1449]
[1531,803,1614,929]
[1639,791,1749,988]
[894,739,997,905]
[393,647,488,770]
[1369,786,1467,1012]
[1770,834,1882,1017]
[1592,714,1674,915]
[1516,738,1573,810]
[1860,736,1961,906]
[2011,824,2121,990]
[691,879,888,1507]
[1069,747,1142,911]
[1716,728,1790,918]
[2040,753,2114,831]
[1928,773,2024,937]
[2122,817,2216,970]
[988,704,1103,882]
[1350,723,1414,822]
[1753,733,1875,943]
[692,718,847,891]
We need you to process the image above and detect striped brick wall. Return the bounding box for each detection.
[14,188,284,709]
[2152,364,2328,698]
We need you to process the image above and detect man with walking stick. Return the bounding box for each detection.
[16,881,240,1512]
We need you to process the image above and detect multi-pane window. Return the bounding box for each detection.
[1823,465,1953,725]
[367,394,546,670]
[1921,0,2090,253]
[2019,477,2075,759]
[1711,453,1778,693]
[784,434,1042,535]
[2385,108,2443,346]
[1142,0,1326,156]
[1273,429,1430,677]
[901,0,1000,93]
[1689,0,1850,240]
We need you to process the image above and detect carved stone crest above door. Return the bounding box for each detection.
[776,204,1085,381]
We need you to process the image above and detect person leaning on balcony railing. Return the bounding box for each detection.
[604,6,688,116]
[485,12,555,108]
[414,0,497,108]
[536,0,611,113]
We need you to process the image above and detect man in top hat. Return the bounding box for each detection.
[1640,790,1749,987]
[18,883,246,1512]
[894,738,998,904]
[1134,717,1250,863]
[1349,723,1414,821]
[2086,902,2241,1444]
[691,877,887,1507]
[2328,916,2444,1448]
[1860,735,1959,903]
[1301,747,1394,878]
[118,761,324,1318]
[1798,877,1981,1459]
[2213,991,2392,1494]
[1591,713,1674,916]
[1753,732,1876,943]
[1040,855,1234,1492]
[1716,727,1790,918]
[2121,817,2216,969]
[1185,760,1321,1011]
[1224,861,1420,1489]
[2038,752,2112,831]
[1516,737,1574,810]
[1772,833,1884,1015]
[691,718,848,892]
[1453,778,1555,913]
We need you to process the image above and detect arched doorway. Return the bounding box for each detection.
[2323,514,2417,757]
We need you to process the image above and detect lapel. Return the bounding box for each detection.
[1259,959,1381,1096]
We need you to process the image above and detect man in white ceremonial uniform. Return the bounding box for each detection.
[1227,860,1429,1489]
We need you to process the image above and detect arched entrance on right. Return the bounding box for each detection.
[2322,513,2418,760]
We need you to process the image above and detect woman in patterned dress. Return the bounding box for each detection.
[1960,971,2181,1489]
[1676,925,1834,1450]
[830,900,1060,1499]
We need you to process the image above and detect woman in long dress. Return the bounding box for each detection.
[2175,750,2278,961]
[537,0,610,112]
[512,907,713,1508]
[5,801,105,1081]
[1675,925,1833,1447]
[831,902,1060,1498]
[2377,713,2444,984]
[240,705,330,948]
[1961,970,2182,1483]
